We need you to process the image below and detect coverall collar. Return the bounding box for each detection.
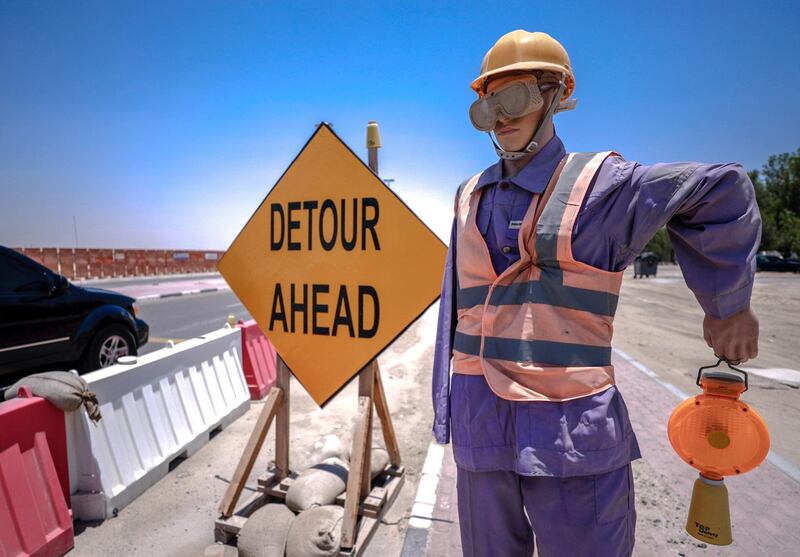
[475,133,566,194]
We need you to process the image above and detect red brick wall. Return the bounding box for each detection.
[8,248,224,280]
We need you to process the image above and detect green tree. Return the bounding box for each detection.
[750,148,800,255]
[643,228,674,262]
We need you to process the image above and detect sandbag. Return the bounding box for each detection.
[367,447,390,478]
[342,445,390,479]
[285,457,348,513]
[3,371,101,423]
[203,543,239,557]
[285,505,344,557]
[302,434,344,468]
[237,503,295,557]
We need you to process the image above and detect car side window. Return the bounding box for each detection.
[0,253,49,294]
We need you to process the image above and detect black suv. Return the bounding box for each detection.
[0,246,148,378]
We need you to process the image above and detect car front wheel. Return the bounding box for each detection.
[81,324,137,373]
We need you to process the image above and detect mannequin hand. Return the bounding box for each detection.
[702,305,759,364]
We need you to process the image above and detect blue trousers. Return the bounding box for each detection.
[456,463,636,557]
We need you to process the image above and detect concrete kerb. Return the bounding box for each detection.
[77,271,223,287]
[136,286,231,301]
[400,442,446,556]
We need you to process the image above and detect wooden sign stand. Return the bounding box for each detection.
[215,122,406,556]
[214,355,405,556]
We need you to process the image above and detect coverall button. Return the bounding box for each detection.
[499,181,510,190]
[502,246,513,254]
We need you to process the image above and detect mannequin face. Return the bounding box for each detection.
[485,73,549,152]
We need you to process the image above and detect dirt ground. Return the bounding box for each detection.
[613,264,800,468]
[66,265,798,556]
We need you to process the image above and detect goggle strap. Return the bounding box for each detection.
[489,133,533,160]
[527,79,565,149]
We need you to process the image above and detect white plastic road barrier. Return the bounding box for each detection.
[65,326,250,521]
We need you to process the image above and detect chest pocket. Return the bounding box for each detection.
[504,195,529,245]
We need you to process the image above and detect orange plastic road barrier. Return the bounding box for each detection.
[237,319,278,400]
[0,386,73,556]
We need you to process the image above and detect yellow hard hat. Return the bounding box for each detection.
[471,30,575,100]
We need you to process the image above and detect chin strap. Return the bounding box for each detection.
[489,77,568,161]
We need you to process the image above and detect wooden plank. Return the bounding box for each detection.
[214,515,247,544]
[276,357,291,480]
[385,464,404,477]
[359,472,402,518]
[217,386,283,517]
[341,396,371,549]
[369,485,387,505]
[332,480,390,518]
[341,472,406,556]
[362,496,383,516]
[262,474,295,500]
[358,361,375,496]
[256,470,278,490]
[373,365,401,466]
[214,491,268,542]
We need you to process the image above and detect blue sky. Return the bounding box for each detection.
[2,1,798,249]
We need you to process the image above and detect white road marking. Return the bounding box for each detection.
[742,367,800,388]
[409,442,445,529]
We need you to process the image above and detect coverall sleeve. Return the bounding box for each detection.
[585,158,762,320]
[431,217,458,445]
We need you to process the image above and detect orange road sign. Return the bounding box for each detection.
[219,123,447,406]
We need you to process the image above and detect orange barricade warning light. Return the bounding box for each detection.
[667,360,770,545]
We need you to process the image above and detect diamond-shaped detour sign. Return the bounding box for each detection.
[219,123,447,407]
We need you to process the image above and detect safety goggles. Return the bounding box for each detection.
[469,77,544,132]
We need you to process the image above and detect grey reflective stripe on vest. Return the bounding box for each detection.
[456,276,619,316]
[534,152,598,266]
[454,331,612,367]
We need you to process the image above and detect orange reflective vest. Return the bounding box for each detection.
[452,152,623,402]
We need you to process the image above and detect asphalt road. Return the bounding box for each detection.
[137,290,252,355]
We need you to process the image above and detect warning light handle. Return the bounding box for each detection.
[696,359,749,392]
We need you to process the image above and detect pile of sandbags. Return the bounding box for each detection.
[236,434,392,557]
